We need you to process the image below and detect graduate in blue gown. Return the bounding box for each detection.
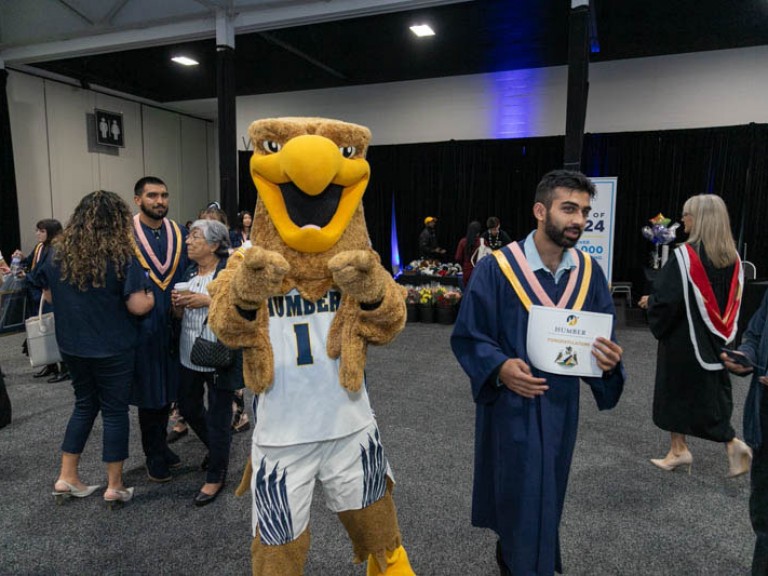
[131,176,188,482]
[451,170,625,576]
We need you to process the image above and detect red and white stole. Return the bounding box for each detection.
[675,244,743,370]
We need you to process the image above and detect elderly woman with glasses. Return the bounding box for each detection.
[171,219,243,506]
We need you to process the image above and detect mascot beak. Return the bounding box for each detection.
[281,135,342,196]
[251,133,370,253]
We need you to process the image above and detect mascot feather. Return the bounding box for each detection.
[208,117,414,576]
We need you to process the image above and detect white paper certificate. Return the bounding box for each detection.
[526,305,614,377]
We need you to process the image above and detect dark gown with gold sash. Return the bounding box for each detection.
[647,245,738,442]
[131,219,188,409]
[451,240,625,576]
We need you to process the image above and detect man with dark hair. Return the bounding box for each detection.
[451,169,624,576]
[482,216,512,250]
[131,176,189,482]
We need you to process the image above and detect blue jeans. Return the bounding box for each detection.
[179,366,234,484]
[60,352,134,463]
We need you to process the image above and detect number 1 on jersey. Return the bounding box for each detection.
[293,323,314,366]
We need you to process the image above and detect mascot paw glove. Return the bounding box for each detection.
[328,250,388,304]
[232,246,290,310]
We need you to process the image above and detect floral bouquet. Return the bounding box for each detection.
[405,287,421,305]
[419,287,435,305]
[436,288,462,307]
[641,213,680,269]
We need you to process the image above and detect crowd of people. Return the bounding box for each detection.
[2,169,766,575]
[8,177,254,509]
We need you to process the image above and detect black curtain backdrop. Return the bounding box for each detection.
[0,69,21,259]
[238,123,768,297]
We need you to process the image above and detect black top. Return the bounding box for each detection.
[482,229,512,250]
[33,253,151,358]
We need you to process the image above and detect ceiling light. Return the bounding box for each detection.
[410,24,435,37]
[171,56,199,66]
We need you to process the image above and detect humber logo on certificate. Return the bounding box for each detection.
[526,306,613,377]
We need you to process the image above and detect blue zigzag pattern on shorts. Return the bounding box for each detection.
[360,428,387,508]
[254,457,294,546]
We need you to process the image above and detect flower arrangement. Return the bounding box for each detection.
[641,212,680,269]
[436,288,462,307]
[641,213,680,246]
[405,287,421,305]
[419,287,435,305]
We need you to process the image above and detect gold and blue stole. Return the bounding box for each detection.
[132,214,183,291]
[492,241,593,311]
[30,243,45,270]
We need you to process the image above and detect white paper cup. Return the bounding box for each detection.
[174,282,191,294]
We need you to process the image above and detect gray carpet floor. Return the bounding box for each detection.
[0,322,755,575]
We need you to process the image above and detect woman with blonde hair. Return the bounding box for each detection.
[34,190,154,507]
[642,194,752,476]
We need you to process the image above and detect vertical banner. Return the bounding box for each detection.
[577,177,617,284]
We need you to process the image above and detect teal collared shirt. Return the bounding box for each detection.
[523,230,576,284]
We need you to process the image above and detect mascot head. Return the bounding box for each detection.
[248,117,372,254]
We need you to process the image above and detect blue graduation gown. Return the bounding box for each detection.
[451,241,625,576]
[736,290,768,451]
[130,219,188,409]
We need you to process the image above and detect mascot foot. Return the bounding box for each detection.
[366,546,415,576]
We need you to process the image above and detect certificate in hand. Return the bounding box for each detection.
[526,305,614,377]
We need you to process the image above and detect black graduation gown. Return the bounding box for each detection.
[647,248,737,442]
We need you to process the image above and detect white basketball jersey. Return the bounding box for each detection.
[254,289,374,446]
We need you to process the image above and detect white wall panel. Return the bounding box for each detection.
[7,73,50,252]
[179,115,209,223]
[586,46,768,134]
[141,106,182,222]
[214,45,768,147]
[44,81,99,226]
[94,93,144,206]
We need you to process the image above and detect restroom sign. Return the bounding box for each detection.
[95,109,125,148]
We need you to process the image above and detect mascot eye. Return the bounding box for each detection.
[262,140,282,154]
[340,146,356,158]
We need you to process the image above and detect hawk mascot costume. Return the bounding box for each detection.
[208,117,415,576]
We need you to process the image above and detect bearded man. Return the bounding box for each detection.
[451,169,625,576]
[131,176,188,482]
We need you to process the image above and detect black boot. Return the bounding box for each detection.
[139,407,172,482]
[33,364,57,378]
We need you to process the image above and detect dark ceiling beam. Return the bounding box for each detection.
[54,0,96,26]
[99,0,132,26]
[258,31,348,80]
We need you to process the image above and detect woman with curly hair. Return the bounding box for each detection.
[34,190,154,508]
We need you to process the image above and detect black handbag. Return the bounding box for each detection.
[190,318,234,369]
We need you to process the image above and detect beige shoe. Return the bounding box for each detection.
[727,438,752,478]
[650,450,693,474]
